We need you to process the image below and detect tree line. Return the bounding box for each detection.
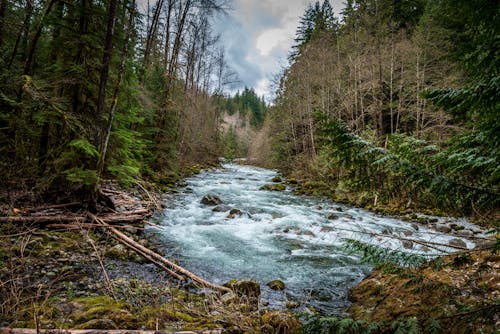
[262,0,499,216]
[0,0,241,209]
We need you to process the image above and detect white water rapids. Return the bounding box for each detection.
[148,164,485,315]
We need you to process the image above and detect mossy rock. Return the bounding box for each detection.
[260,184,286,191]
[272,176,282,183]
[266,279,285,291]
[261,310,301,334]
[224,279,261,298]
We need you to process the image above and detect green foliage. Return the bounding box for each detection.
[218,87,268,128]
[63,167,98,186]
[343,239,428,267]
[302,316,381,334]
[69,139,99,159]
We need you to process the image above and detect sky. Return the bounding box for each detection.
[212,0,345,100]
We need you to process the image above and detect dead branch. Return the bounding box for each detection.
[88,213,231,293]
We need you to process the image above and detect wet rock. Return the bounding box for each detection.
[457,229,474,237]
[260,184,286,191]
[327,213,338,220]
[449,238,467,249]
[451,224,465,231]
[435,223,452,233]
[267,279,285,291]
[287,178,298,184]
[176,181,188,187]
[212,204,231,212]
[300,230,316,237]
[320,226,334,233]
[314,205,323,210]
[200,194,222,206]
[402,240,413,249]
[402,230,413,237]
[271,176,282,183]
[261,310,301,334]
[229,208,242,215]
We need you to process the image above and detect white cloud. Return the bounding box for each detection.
[254,78,271,98]
[256,28,291,56]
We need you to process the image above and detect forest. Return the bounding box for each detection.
[0,0,247,210]
[259,0,499,219]
[0,0,499,332]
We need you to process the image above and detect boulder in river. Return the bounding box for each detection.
[327,213,339,220]
[260,183,286,191]
[449,238,467,249]
[200,194,222,206]
[212,204,231,212]
[435,223,452,233]
[271,176,282,183]
[267,279,285,291]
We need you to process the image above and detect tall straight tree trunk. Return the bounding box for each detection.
[95,0,118,150]
[24,0,58,75]
[9,0,32,69]
[142,0,164,77]
[97,0,135,179]
[163,0,174,71]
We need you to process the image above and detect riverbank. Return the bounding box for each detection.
[0,165,302,333]
[1,163,498,333]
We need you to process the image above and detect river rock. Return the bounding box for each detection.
[457,229,474,237]
[451,224,465,231]
[212,204,231,212]
[267,279,285,291]
[402,240,413,249]
[320,226,334,233]
[449,238,467,249]
[260,183,286,191]
[271,176,282,183]
[224,279,261,298]
[327,213,338,220]
[435,223,452,233]
[285,301,300,309]
[200,194,222,206]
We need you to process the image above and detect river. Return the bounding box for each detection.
[147,163,482,315]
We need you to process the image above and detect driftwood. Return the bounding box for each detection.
[0,329,221,334]
[89,214,231,293]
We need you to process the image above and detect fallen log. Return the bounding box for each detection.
[0,329,222,334]
[89,213,231,293]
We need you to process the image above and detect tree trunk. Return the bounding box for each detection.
[96,0,135,179]
[95,0,118,150]
[24,0,58,76]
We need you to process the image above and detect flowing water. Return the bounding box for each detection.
[148,163,482,315]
